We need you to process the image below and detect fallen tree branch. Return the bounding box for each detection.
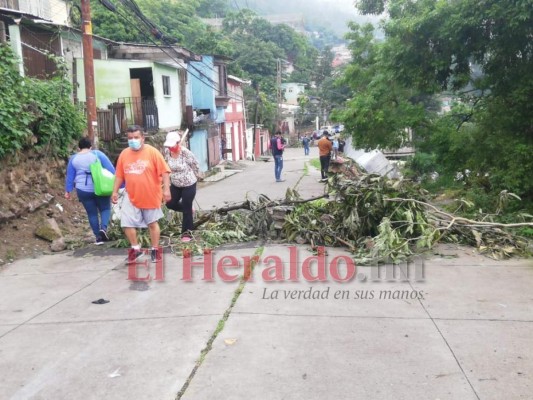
[384,198,533,228]
[253,194,330,213]
[193,194,330,229]
[336,237,356,252]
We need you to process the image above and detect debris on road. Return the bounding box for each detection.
[108,162,532,264]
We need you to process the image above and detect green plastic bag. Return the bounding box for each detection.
[90,153,115,196]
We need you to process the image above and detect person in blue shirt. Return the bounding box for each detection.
[332,135,339,160]
[64,137,116,245]
[301,134,310,156]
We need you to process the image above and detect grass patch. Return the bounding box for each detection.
[303,161,309,176]
[309,158,321,170]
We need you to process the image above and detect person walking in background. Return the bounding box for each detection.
[302,134,310,156]
[312,130,319,145]
[65,137,115,245]
[317,130,332,182]
[163,131,202,242]
[332,135,339,160]
[111,125,171,263]
[270,131,285,182]
[338,137,346,155]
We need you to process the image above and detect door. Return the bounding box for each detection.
[130,78,143,126]
[189,130,208,172]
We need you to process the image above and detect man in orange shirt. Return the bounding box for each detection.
[112,125,171,263]
[317,130,333,182]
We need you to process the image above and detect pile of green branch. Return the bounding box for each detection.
[108,173,532,262]
[108,191,326,253]
[283,174,533,263]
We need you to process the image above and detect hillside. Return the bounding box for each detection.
[242,0,382,36]
[0,155,91,265]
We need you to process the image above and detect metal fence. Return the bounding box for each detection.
[95,98,159,142]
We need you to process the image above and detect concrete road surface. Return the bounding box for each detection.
[1,147,532,400]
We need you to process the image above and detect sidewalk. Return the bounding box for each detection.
[0,148,532,400]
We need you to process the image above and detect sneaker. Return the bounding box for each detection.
[99,229,110,242]
[181,235,192,243]
[125,249,145,264]
[276,179,286,182]
[150,248,161,263]
[94,234,104,245]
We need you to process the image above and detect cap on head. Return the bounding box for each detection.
[164,131,181,147]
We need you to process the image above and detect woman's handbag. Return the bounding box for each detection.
[90,152,115,196]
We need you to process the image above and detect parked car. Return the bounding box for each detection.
[333,124,345,133]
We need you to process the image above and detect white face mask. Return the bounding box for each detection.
[128,139,142,151]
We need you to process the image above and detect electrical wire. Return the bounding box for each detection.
[21,41,50,55]
[117,0,322,102]
[98,0,245,101]
[106,0,246,101]
[121,0,231,91]
[118,0,248,98]
[114,0,218,81]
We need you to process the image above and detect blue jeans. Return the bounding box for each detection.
[76,189,111,237]
[274,155,283,181]
[304,144,309,155]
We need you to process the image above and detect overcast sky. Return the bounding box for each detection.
[242,0,383,36]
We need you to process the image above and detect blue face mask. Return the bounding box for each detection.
[128,139,142,151]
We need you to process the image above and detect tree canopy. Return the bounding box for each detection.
[335,0,533,202]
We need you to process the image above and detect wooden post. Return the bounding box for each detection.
[253,83,260,158]
[81,0,98,147]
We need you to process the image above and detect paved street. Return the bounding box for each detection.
[0,147,532,400]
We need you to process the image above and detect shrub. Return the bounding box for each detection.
[0,44,85,160]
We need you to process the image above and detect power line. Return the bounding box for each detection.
[104,0,246,101]
[21,41,50,55]
[97,0,245,101]
[117,0,248,100]
[111,0,216,81]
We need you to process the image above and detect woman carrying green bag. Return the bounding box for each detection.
[64,137,116,245]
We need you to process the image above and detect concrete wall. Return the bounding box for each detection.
[281,82,305,105]
[188,56,216,117]
[75,59,182,130]
[76,58,140,107]
[189,129,209,172]
[152,63,182,130]
[48,0,69,25]
[4,0,69,25]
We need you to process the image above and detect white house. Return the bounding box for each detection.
[281,82,306,106]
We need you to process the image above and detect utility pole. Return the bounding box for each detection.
[81,0,98,147]
[253,83,260,158]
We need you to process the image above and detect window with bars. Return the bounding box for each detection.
[162,75,171,96]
